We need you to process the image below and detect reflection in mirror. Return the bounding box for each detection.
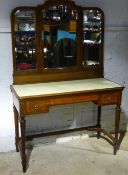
[83,10,102,66]
[14,10,36,71]
[42,5,78,68]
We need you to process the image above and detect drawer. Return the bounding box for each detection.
[26,99,50,114]
[100,92,118,105]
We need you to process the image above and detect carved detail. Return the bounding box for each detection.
[41,0,77,8]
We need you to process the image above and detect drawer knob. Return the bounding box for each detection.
[34,105,39,110]
[108,96,111,102]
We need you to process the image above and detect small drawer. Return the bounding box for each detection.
[26,99,50,114]
[101,92,118,105]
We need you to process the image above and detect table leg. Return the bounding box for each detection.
[114,105,121,155]
[13,105,19,152]
[97,105,101,139]
[20,117,27,173]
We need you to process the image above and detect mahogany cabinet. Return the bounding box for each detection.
[10,0,124,173]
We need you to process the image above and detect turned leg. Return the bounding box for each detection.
[20,117,27,173]
[97,105,101,139]
[13,105,19,152]
[114,105,121,155]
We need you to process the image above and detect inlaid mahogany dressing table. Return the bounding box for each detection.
[10,0,124,172]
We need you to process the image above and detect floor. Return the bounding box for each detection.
[0,131,128,175]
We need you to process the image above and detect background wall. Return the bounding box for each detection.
[0,0,128,151]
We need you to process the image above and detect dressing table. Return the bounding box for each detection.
[10,0,124,172]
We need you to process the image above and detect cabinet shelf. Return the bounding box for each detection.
[84,21,100,26]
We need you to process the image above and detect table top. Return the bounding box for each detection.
[12,78,123,98]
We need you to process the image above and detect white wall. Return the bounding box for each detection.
[0,0,128,151]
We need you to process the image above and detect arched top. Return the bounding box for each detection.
[38,0,80,9]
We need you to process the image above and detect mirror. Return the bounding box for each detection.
[11,1,104,84]
[14,10,36,71]
[42,5,78,68]
[83,9,102,66]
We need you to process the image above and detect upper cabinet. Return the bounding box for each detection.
[11,0,104,84]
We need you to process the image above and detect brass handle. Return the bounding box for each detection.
[34,105,39,110]
[108,96,111,102]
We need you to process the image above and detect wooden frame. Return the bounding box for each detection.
[10,0,124,173]
[11,0,104,84]
[11,79,124,172]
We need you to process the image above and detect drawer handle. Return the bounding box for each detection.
[108,96,111,102]
[34,105,39,110]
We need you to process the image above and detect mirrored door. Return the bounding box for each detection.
[42,5,78,69]
[83,9,103,66]
[14,9,36,71]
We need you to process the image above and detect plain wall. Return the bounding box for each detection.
[0,0,128,151]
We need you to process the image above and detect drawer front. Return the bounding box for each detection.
[26,99,50,114]
[101,92,118,105]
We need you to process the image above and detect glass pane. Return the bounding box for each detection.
[83,10,102,66]
[14,10,36,71]
[42,5,78,68]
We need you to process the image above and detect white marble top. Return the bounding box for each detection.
[12,78,123,98]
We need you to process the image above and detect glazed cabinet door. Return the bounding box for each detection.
[82,8,104,67]
[12,8,37,72]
